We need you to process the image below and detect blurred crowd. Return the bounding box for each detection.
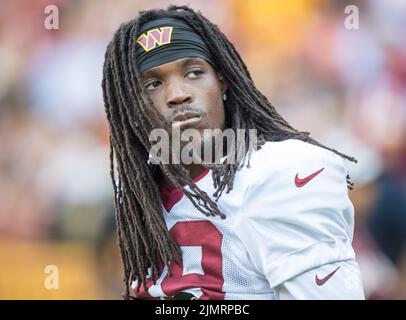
[0,0,405,299]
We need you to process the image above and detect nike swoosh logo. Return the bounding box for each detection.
[315,266,341,286]
[295,167,324,187]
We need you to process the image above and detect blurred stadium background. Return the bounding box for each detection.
[0,0,405,299]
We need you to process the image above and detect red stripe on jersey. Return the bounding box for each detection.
[160,168,210,212]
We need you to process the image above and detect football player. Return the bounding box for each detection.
[102,5,365,299]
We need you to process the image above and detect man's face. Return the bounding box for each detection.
[141,57,227,134]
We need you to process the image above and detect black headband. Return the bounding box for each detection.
[135,17,215,73]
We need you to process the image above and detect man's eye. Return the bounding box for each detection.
[186,70,204,79]
[145,80,161,90]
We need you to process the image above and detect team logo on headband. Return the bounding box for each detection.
[137,26,173,52]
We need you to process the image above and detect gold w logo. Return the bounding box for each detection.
[137,26,173,52]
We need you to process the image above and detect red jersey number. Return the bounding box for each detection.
[132,220,224,299]
[161,220,224,299]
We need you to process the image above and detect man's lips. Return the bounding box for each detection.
[172,116,201,130]
[171,111,202,129]
[171,111,201,123]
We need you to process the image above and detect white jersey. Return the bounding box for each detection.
[131,139,364,299]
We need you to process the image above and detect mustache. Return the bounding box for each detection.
[169,106,203,123]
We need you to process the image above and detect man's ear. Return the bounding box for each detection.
[217,73,228,94]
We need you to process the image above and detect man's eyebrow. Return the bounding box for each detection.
[142,58,204,78]
[142,67,161,78]
[179,57,204,68]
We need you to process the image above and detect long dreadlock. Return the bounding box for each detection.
[101,5,357,296]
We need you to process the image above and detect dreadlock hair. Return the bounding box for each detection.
[101,5,357,296]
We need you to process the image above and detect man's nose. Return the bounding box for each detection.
[166,79,192,108]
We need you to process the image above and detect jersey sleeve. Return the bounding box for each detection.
[275,260,365,299]
[232,139,358,289]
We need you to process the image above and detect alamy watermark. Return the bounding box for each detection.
[344,5,359,30]
[44,5,59,30]
[44,265,59,290]
[148,127,258,165]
